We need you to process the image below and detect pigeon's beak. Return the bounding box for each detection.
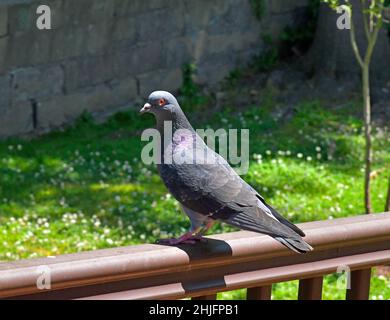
[140,103,152,114]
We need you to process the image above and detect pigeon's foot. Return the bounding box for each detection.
[157,232,206,245]
[190,234,208,242]
[157,237,196,245]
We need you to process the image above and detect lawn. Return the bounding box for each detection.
[0,95,389,299]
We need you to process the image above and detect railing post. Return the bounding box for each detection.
[298,277,323,300]
[247,286,272,300]
[192,294,217,300]
[346,268,371,300]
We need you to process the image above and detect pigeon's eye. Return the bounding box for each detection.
[158,98,166,107]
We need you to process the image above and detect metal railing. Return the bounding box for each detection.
[0,212,390,300]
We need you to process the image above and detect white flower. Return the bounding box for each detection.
[76,242,85,248]
[297,153,303,158]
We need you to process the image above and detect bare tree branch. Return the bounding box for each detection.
[347,6,365,68]
[361,0,371,40]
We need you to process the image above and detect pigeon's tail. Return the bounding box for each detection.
[273,236,313,254]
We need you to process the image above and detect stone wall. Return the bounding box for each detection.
[0,0,309,137]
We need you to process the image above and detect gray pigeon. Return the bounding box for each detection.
[140,91,313,253]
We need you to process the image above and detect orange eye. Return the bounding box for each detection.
[158,98,165,107]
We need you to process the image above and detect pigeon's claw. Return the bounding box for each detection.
[190,234,208,242]
[157,238,197,245]
[157,232,205,245]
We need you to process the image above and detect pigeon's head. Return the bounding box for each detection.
[140,91,180,117]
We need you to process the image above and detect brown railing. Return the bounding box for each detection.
[0,212,390,300]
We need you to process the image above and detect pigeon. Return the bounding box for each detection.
[140,91,313,253]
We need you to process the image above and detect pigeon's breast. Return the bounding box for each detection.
[158,163,220,213]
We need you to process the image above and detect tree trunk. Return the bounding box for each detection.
[362,64,372,213]
[307,1,390,81]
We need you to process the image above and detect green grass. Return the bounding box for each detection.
[0,98,389,299]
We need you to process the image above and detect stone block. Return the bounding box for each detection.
[50,26,87,61]
[113,41,164,78]
[11,65,64,102]
[0,73,11,111]
[164,36,193,68]
[107,77,138,107]
[112,0,132,18]
[62,0,114,26]
[0,100,33,137]
[112,17,137,42]
[63,54,115,93]
[203,33,259,59]
[148,0,172,11]
[4,32,32,69]
[0,5,8,37]
[0,36,8,73]
[49,0,65,29]
[8,3,35,35]
[37,94,75,129]
[83,77,138,113]
[37,76,138,129]
[137,68,182,98]
[28,30,53,66]
[137,7,185,42]
[206,0,259,35]
[85,23,110,55]
[118,0,172,15]
[183,0,230,32]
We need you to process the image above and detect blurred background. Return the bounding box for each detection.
[0,0,389,299]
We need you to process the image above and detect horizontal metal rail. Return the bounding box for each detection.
[0,212,389,300]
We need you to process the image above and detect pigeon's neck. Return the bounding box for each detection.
[156,108,195,136]
[156,108,197,164]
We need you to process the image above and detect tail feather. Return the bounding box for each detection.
[274,236,313,254]
[267,205,306,237]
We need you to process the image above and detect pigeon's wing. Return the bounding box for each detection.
[161,144,312,253]
[244,182,306,237]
